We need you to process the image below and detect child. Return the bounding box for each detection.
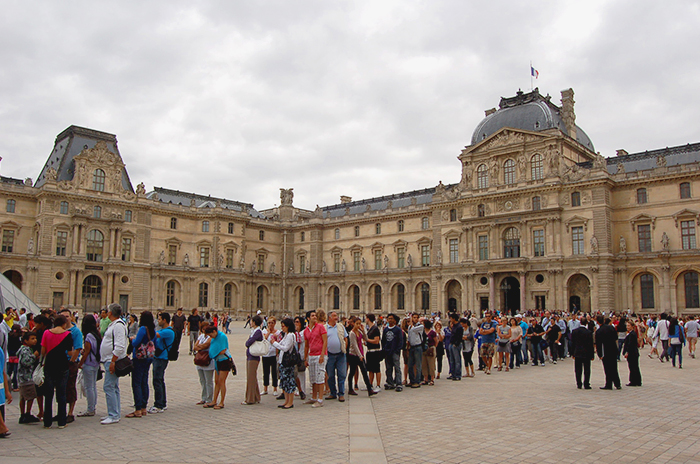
[17,331,40,424]
[0,346,12,438]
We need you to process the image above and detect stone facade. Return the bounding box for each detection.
[2,89,700,316]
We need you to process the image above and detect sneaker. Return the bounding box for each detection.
[395,386,403,392]
[100,417,120,425]
[148,407,163,414]
[77,411,95,417]
[100,416,110,421]
[540,363,545,367]
[552,361,557,365]
[162,406,168,411]
[373,386,381,393]
[311,401,324,408]
[58,425,66,429]
[18,414,27,424]
[384,384,395,390]
[26,415,41,423]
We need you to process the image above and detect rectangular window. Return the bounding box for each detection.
[450,209,457,222]
[572,226,584,255]
[2,230,14,252]
[685,272,699,308]
[168,244,177,265]
[200,247,210,267]
[56,231,68,256]
[353,251,361,271]
[638,224,652,252]
[124,210,132,223]
[680,182,692,199]
[60,201,69,214]
[421,217,429,230]
[681,220,696,250]
[640,274,655,309]
[300,231,305,242]
[375,249,382,270]
[535,295,546,310]
[170,218,177,230]
[533,229,545,257]
[571,192,581,207]
[299,256,306,274]
[6,199,16,213]
[532,196,541,211]
[478,235,489,260]
[421,245,430,266]
[228,222,234,234]
[375,223,381,235]
[637,188,648,204]
[94,206,101,218]
[449,238,458,263]
[202,221,209,233]
[334,254,340,272]
[121,238,132,261]
[226,249,234,268]
[397,247,405,269]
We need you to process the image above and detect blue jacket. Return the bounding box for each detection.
[382,325,404,354]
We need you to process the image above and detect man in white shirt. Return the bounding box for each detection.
[325,311,348,402]
[100,303,128,424]
[685,315,699,358]
[654,313,671,362]
[18,308,27,328]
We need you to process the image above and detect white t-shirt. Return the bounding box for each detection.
[685,320,699,338]
[655,320,670,340]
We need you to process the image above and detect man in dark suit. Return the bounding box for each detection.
[570,316,594,389]
[595,315,621,390]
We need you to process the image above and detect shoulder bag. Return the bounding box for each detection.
[32,354,45,387]
[194,349,211,367]
[249,334,271,357]
[113,322,133,377]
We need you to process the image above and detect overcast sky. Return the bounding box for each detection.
[2,1,699,210]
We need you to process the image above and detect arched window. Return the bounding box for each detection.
[298,288,305,310]
[531,153,544,180]
[86,230,104,262]
[680,182,692,199]
[335,228,340,240]
[504,159,516,185]
[332,286,340,310]
[640,274,654,309]
[396,283,405,310]
[477,164,489,189]
[532,196,541,211]
[256,285,264,309]
[374,285,382,310]
[637,188,648,204]
[92,169,106,191]
[684,272,699,308]
[166,280,176,307]
[421,283,430,312]
[198,282,209,307]
[398,220,404,232]
[224,283,232,308]
[352,285,360,310]
[503,227,520,258]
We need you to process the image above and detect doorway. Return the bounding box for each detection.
[500,276,520,316]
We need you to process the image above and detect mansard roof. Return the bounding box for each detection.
[322,186,439,218]
[148,187,263,218]
[605,142,700,174]
[35,125,134,191]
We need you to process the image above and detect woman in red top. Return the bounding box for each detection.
[41,315,74,429]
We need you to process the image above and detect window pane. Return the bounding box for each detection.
[477,164,489,189]
[2,230,14,252]
[637,188,647,204]
[198,283,208,307]
[202,221,209,232]
[353,252,360,271]
[397,247,405,268]
[398,220,404,232]
[200,247,210,267]
[124,210,132,223]
[375,249,382,269]
[572,226,584,255]
[504,159,515,185]
[637,225,652,252]
[86,230,104,262]
[421,245,430,266]
[680,182,691,199]
[449,238,458,263]
[533,229,545,257]
[640,274,654,309]
[60,201,69,214]
[571,192,581,207]
[684,272,699,308]
[171,218,177,229]
[56,231,68,256]
[681,220,696,250]
[479,235,489,260]
[121,238,131,261]
[531,154,543,180]
[93,169,105,191]
[532,196,541,211]
[503,227,520,258]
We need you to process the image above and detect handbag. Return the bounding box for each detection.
[249,338,271,357]
[32,355,45,387]
[194,350,211,367]
[114,356,133,377]
[282,346,301,368]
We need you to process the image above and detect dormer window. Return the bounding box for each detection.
[93,169,106,191]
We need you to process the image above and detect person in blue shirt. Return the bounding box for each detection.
[151,312,175,414]
[59,308,83,423]
[479,311,498,374]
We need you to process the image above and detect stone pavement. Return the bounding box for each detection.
[1,323,699,464]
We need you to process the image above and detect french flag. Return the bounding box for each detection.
[531,66,539,79]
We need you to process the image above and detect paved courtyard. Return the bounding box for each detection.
[2,322,699,464]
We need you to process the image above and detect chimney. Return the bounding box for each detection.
[340,195,352,204]
[560,88,577,140]
[485,108,497,117]
[616,149,628,157]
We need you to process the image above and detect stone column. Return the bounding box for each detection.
[72,224,80,255]
[662,265,673,315]
[488,272,495,313]
[519,271,526,313]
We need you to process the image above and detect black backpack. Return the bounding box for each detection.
[166,327,179,361]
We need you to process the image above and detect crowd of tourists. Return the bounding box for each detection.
[0,303,696,438]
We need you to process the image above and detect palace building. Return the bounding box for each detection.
[2,88,699,316]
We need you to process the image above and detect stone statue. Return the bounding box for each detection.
[435,181,445,195]
[270,261,276,273]
[251,259,257,273]
[437,249,443,264]
[46,167,57,182]
[462,164,473,185]
[239,255,245,270]
[407,254,413,269]
[280,188,294,206]
[656,155,667,168]
[341,259,346,272]
[517,155,527,178]
[314,204,323,218]
[593,153,606,169]
[619,236,627,253]
[183,253,190,266]
[24,177,33,187]
[383,255,389,269]
[616,163,625,175]
[159,250,165,264]
[361,257,366,271]
[547,146,560,175]
[190,198,196,207]
[489,159,499,180]
[218,253,224,268]
[306,259,311,273]
[661,232,670,251]
[27,237,34,255]
[289,263,294,274]
[136,182,146,195]
[590,235,599,254]
[322,260,327,273]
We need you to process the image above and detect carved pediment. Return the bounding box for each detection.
[672,209,700,227]
[469,128,547,155]
[630,213,656,231]
[564,215,589,232]
[370,242,385,252]
[392,239,408,251]
[73,141,127,193]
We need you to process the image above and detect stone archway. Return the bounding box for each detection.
[567,274,591,313]
[446,279,462,314]
[3,270,23,290]
[499,276,520,316]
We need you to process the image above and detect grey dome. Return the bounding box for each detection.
[471,88,594,152]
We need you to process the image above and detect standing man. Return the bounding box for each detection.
[527,318,545,366]
[684,315,698,359]
[99,308,110,336]
[303,310,328,408]
[100,303,128,424]
[545,317,562,364]
[171,308,186,351]
[18,308,27,329]
[570,316,594,389]
[364,314,382,392]
[59,308,83,423]
[382,313,404,392]
[325,311,348,402]
[187,309,202,356]
[517,315,529,365]
[595,316,621,390]
[654,313,670,362]
[447,313,463,380]
[406,313,424,388]
[150,312,175,414]
[479,311,498,374]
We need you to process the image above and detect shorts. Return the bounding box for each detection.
[66,361,79,404]
[479,343,496,358]
[688,336,698,343]
[366,351,382,373]
[307,355,327,385]
[216,358,234,372]
[497,341,511,353]
[20,383,37,401]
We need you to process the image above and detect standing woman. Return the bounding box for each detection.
[622,320,642,386]
[668,317,685,368]
[293,316,307,400]
[127,314,139,340]
[461,318,476,378]
[193,321,215,406]
[272,318,296,409]
[434,321,445,380]
[347,318,376,396]
[496,317,512,371]
[421,320,437,385]
[261,317,280,396]
[77,315,102,417]
[41,315,74,428]
[204,325,233,409]
[443,319,453,379]
[242,315,263,405]
[126,311,156,418]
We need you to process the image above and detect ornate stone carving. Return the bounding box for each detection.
[45,167,57,182]
[656,155,667,168]
[590,235,598,254]
[441,210,449,221]
[322,261,327,273]
[280,188,294,206]
[159,250,165,264]
[407,254,413,269]
[546,145,560,175]
[183,253,190,267]
[661,232,670,251]
[517,155,527,178]
[616,163,625,174]
[619,236,627,253]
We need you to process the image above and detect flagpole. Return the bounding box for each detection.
[530,61,533,91]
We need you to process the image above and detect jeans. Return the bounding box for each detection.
[448,345,462,379]
[189,331,199,354]
[43,369,68,427]
[347,354,372,392]
[131,358,152,410]
[407,345,423,385]
[326,352,347,397]
[384,351,402,387]
[531,341,544,365]
[103,361,121,420]
[669,343,683,367]
[509,342,523,368]
[82,365,99,413]
[660,339,670,361]
[522,340,530,364]
[197,368,215,403]
[152,358,169,409]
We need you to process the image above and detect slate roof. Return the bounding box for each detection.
[605,142,700,174]
[147,187,264,218]
[1,176,26,186]
[321,187,438,218]
[34,126,134,191]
